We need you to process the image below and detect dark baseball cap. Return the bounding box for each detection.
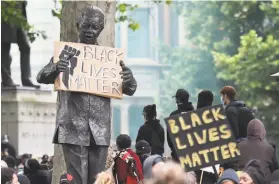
[60,173,73,184]
[136,140,151,155]
[172,89,189,101]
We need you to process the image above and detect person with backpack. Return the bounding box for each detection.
[136,104,165,156]
[220,86,255,141]
[113,134,144,184]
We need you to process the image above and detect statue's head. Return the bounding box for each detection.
[77,5,105,44]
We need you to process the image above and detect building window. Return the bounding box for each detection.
[112,107,121,140]
[128,105,144,141]
[127,8,150,58]
[115,4,158,60]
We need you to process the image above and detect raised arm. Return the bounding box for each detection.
[36,57,60,84]
[37,45,78,84]
[120,61,137,96]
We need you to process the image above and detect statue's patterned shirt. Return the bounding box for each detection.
[37,58,137,146]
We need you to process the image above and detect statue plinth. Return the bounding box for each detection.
[1,86,57,157]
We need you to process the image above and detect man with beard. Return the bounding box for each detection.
[36,5,137,184]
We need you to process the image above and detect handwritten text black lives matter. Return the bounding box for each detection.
[54,42,124,99]
[165,105,240,172]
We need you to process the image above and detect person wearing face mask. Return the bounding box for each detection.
[220,86,255,141]
[167,89,194,162]
[239,160,265,184]
[136,104,165,156]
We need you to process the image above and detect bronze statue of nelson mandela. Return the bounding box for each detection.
[36,6,137,184]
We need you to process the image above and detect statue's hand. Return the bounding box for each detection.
[56,45,80,72]
[56,59,69,72]
[119,60,133,83]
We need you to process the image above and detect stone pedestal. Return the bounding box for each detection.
[1,86,57,157]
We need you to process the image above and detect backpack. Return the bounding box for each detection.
[113,150,140,184]
[235,105,255,138]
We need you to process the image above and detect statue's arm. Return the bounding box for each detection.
[122,75,137,96]
[36,57,60,84]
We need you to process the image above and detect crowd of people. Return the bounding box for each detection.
[1,142,53,184]
[1,86,279,184]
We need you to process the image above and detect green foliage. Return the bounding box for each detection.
[212,1,279,139]
[51,0,170,31]
[158,0,279,141]
[115,3,140,31]
[213,34,279,138]
[1,1,47,43]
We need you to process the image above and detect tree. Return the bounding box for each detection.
[159,1,278,112]
[51,1,116,183]
[159,0,279,155]
[53,0,172,31]
[213,1,279,140]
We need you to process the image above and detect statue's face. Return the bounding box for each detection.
[78,15,104,44]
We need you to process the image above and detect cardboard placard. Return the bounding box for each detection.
[53,41,125,99]
[165,105,240,172]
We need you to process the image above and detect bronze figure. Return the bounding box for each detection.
[1,1,39,88]
[36,6,137,184]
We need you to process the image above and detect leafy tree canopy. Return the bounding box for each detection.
[158,1,279,141]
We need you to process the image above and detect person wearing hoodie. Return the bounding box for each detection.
[220,86,255,141]
[24,159,49,184]
[136,104,165,156]
[143,154,165,180]
[195,90,217,184]
[217,169,240,184]
[238,119,279,182]
[167,89,194,162]
[197,90,214,109]
[239,160,265,184]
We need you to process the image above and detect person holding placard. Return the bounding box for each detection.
[167,89,194,162]
[195,90,217,184]
[36,6,137,184]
